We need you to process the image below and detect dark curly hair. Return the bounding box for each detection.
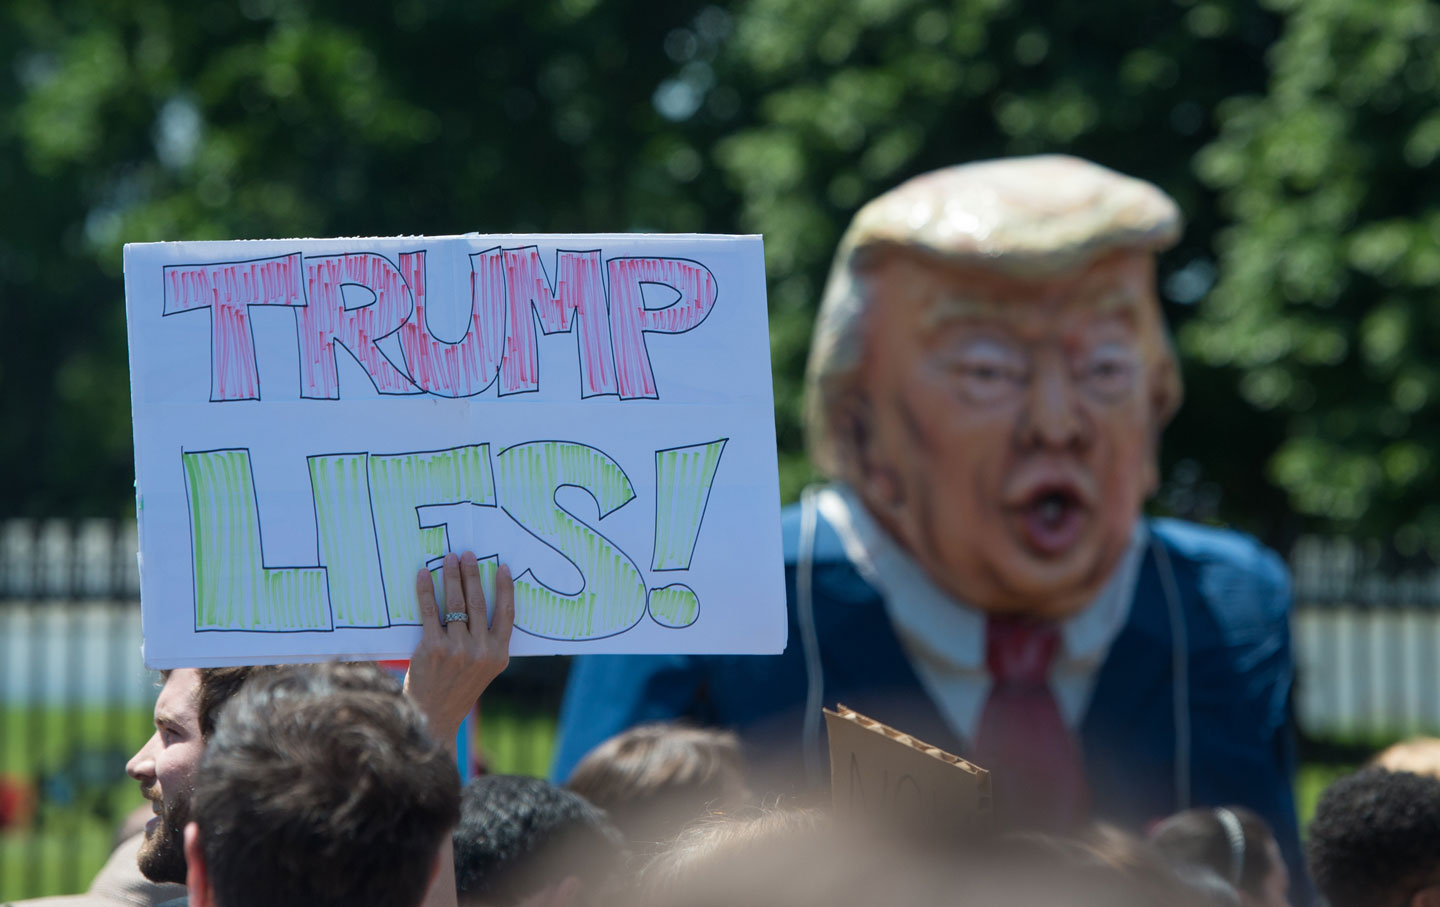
[1307,767,1440,907]
[454,774,625,906]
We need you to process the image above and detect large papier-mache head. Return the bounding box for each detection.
[806,155,1186,616]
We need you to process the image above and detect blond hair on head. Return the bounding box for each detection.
[804,155,1185,482]
[1370,737,1440,778]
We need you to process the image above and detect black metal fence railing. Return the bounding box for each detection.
[4,520,1440,899]
[1,519,141,600]
[1287,536,1440,740]
[0,519,568,901]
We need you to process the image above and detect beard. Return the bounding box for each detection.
[136,788,191,884]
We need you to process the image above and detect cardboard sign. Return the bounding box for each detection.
[124,234,786,668]
[824,705,991,835]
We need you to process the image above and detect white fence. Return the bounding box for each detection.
[3,521,1440,736]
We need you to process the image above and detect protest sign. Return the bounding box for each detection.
[824,705,991,835]
[124,234,786,668]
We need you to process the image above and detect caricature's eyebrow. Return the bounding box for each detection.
[1086,289,1145,319]
[922,295,1008,331]
[924,287,1145,332]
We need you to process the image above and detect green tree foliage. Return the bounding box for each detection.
[0,0,725,516]
[3,0,1434,551]
[1190,0,1440,554]
[699,0,1287,527]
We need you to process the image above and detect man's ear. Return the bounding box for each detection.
[1140,356,1182,499]
[1148,352,1183,432]
[835,390,902,512]
[184,822,213,907]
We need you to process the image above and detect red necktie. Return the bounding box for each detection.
[971,616,1090,832]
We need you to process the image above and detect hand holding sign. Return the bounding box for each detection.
[403,552,515,749]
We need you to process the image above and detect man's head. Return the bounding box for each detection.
[183,661,459,907]
[1149,806,1290,907]
[806,155,1183,617]
[565,723,751,850]
[454,774,626,907]
[125,666,256,883]
[1307,767,1440,907]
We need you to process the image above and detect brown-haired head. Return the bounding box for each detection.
[158,666,271,739]
[638,813,1193,907]
[1010,824,1219,907]
[636,805,828,903]
[1150,806,1289,907]
[190,661,458,907]
[565,723,751,852]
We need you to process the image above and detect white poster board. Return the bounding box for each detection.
[124,234,786,668]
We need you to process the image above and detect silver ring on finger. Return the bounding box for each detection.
[442,611,470,625]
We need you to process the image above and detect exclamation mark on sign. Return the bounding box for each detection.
[648,438,728,628]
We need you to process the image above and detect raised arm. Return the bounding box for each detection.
[407,551,515,907]
[405,551,515,749]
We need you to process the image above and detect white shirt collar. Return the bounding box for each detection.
[814,483,1149,736]
[816,483,986,666]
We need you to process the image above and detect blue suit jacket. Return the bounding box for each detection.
[553,506,1303,895]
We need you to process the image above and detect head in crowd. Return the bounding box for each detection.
[1150,806,1290,907]
[565,722,751,850]
[1371,737,1440,777]
[805,155,1183,618]
[1308,767,1440,907]
[125,666,259,884]
[1169,866,1243,907]
[637,805,828,901]
[453,774,626,907]
[184,661,459,907]
[1010,823,1218,907]
[638,812,1189,907]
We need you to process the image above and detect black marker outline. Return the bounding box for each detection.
[306,451,391,629]
[650,437,728,572]
[293,250,424,400]
[646,582,701,629]
[161,252,307,403]
[494,439,647,641]
[181,446,335,634]
[389,247,506,399]
[365,443,500,627]
[496,246,620,400]
[603,255,720,401]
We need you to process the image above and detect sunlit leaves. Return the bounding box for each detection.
[1190,0,1440,543]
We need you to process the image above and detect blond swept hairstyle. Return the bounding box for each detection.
[805,155,1186,481]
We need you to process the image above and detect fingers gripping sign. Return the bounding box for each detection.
[404,551,515,749]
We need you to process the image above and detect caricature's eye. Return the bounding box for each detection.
[949,339,1028,403]
[1080,343,1139,401]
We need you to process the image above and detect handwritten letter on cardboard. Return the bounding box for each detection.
[824,704,992,836]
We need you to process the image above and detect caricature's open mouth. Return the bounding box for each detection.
[1017,486,1087,556]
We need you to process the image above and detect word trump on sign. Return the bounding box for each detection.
[125,234,786,668]
[164,248,717,402]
